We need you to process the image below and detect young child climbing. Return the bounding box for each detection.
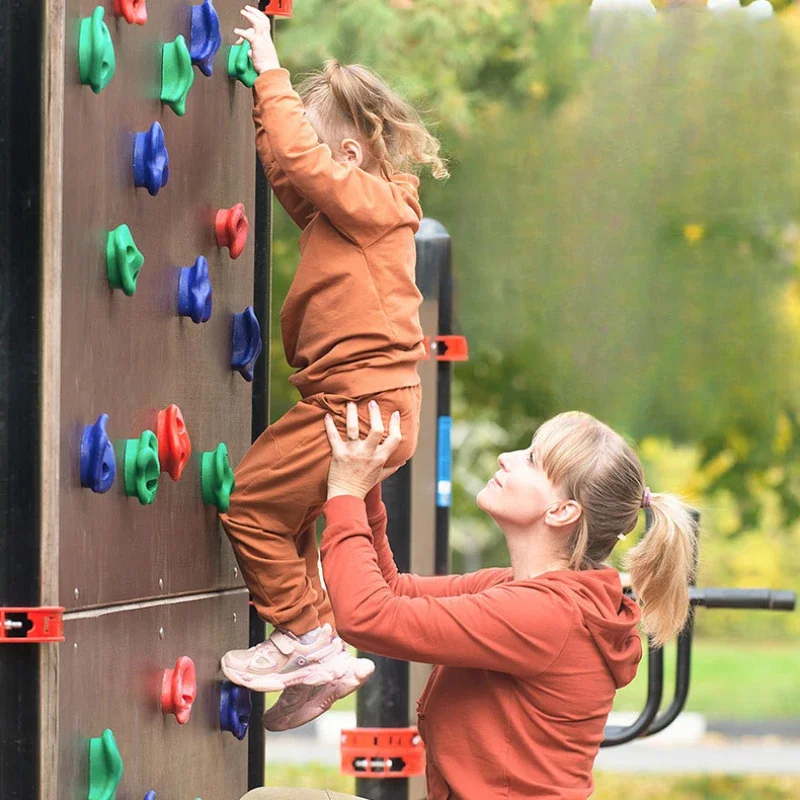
[219,6,448,732]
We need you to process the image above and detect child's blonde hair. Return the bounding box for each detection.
[531,411,697,648]
[297,59,449,181]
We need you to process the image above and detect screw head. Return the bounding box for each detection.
[74,588,80,601]
[158,627,165,640]
[158,577,164,591]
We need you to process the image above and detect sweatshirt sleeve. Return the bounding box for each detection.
[365,485,513,598]
[252,69,419,248]
[322,495,575,677]
[253,85,316,230]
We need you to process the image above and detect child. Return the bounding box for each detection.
[220,6,448,732]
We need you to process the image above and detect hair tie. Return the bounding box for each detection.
[641,486,651,509]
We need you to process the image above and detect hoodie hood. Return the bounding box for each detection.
[390,172,423,222]
[538,568,642,688]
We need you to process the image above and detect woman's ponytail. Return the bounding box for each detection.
[626,493,698,648]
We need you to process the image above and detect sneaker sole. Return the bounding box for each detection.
[220,655,348,693]
[262,661,375,731]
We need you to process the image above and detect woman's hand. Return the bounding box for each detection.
[234,6,280,74]
[324,401,403,501]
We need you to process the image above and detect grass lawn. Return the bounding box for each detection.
[264,764,800,799]
[333,639,800,720]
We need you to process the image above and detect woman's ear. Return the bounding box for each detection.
[545,499,582,530]
[339,137,364,168]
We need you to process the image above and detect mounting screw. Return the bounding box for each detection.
[232,612,238,624]
[158,627,165,640]
[74,588,80,601]
[158,577,164,591]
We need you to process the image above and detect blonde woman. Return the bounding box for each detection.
[246,402,697,800]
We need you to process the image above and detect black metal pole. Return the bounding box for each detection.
[247,1,274,788]
[0,2,44,799]
[355,466,412,800]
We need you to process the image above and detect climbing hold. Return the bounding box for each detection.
[113,0,147,25]
[264,0,294,17]
[156,405,192,481]
[216,204,249,260]
[161,656,197,725]
[123,430,160,506]
[178,256,212,324]
[88,728,124,800]
[81,414,116,494]
[161,35,194,116]
[231,307,262,382]
[133,122,169,197]
[143,793,156,800]
[200,443,235,512]
[220,680,251,740]
[79,7,116,94]
[190,0,221,77]
[227,43,258,88]
[106,224,144,296]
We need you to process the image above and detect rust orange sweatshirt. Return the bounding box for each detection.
[322,488,643,800]
[252,69,426,398]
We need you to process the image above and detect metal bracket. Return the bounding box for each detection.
[423,335,468,362]
[1,607,65,643]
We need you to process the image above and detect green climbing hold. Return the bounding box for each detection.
[161,35,195,116]
[106,225,144,296]
[124,430,161,506]
[88,728,124,800]
[227,43,258,88]
[201,442,235,512]
[79,6,116,94]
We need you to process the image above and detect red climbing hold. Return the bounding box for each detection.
[156,404,192,481]
[161,656,197,725]
[215,203,249,260]
[264,0,293,17]
[113,0,148,25]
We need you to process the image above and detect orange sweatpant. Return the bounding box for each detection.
[219,385,421,636]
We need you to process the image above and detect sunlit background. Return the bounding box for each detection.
[266,2,800,796]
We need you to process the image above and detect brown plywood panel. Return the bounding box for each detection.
[59,0,257,609]
[58,591,250,800]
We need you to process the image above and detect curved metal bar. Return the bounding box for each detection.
[600,641,663,747]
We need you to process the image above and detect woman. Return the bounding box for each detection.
[245,401,697,800]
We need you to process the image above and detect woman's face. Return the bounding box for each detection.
[476,445,565,531]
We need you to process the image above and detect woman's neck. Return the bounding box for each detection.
[506,530,569,581]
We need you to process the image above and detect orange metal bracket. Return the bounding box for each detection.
[1,607,65,643]
[423,335,468,362]
[340,727,425,778]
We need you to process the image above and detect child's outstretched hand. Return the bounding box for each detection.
[234,6,280,75]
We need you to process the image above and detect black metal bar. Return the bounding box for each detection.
[247,1,274,788]
[644,618,693,737]
[356,466,412,800]
[0,1,44,798]
[690,588,796,611]
[601,642,664,747]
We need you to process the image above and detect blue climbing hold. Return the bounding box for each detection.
[144,792,156,800]
[190,0,221,77]
[80,414,116,494]
[231,306,262,382]
[133,122,170,197]
[178,256,212,324]
[220,680,251,740]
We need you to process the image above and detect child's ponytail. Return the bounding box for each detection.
[626,492,698,648]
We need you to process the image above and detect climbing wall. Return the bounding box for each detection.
[48,0,264,796]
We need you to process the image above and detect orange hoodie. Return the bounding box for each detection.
[321,488,643,800]
[252,69,426,399]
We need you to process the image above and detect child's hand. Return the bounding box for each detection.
[234,5,280,75]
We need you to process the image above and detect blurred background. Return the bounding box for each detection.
[265,1,800,796]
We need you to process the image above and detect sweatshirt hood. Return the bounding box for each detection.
[391,172,423,222]
[539,568,642,688]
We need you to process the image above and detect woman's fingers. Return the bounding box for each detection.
[374,411,402,462]
[364,401,385,447]
[345,402,360,442]
[324,413,344,452]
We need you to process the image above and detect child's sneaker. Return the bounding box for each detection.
[261,650,375,732]
[220,623,347,693]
